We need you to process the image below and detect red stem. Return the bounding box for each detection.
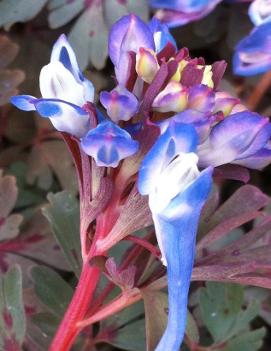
[49,263,100,351]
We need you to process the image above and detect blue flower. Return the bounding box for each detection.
[138,121,213,351]
[233,22,271,76]
[148,17,177,52]
[150,0,223,27]
[81,120,139,168]
[11,34,94,137]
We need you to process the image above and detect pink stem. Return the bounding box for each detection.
[49,263,100,351]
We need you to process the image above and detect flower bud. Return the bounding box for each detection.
[136,47,159,83]
[152,82,188,113]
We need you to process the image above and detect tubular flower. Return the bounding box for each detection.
[11,13,271,351]
[198,111,271,169]
[233,22,271,76]
[150,0,223,27]
[11,34,94,137]
[138,122,213,351]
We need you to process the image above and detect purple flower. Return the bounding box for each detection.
[233,22,271,76]
[108,14,155,85]
[81,120,139,168]
[152,82,188,113]
[100,87,139,123]
[198,111,271,169]
[150,0,223,27]
[11,34,94,137]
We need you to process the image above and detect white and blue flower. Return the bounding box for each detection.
[11,34,94,137]
[138,121,213,351]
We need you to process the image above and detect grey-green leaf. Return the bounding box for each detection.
[109,319,146,351]
[0,0,47,28]
[68,3,108,70]
[31,265,73,318]
[222,328,266,351]
[199,282,259,343]
[31,312,61,338]
[0,265,26,348]
[42,191,81,277]
[48,0,84,29]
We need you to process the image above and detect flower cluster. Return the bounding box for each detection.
[11,14,271,351]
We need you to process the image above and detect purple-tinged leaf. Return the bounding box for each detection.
[96,185,153,252]
[199,185,269,236]
[105,257,136,290]
[214,164,250,183]
[197,210,261,253]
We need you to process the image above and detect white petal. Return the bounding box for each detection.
[39,61,85,106]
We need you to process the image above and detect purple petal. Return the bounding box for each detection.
[152,82,188,113]
[233,148,271,170]
[233,23,271,76]
[81,121,139,168]
[198,111,271,167]
[152,0,222,28]
[214,92,240,116]
[108,14,155,67]
[162,109,212,142]
[188,84,215,113]
[100,87,139,123]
